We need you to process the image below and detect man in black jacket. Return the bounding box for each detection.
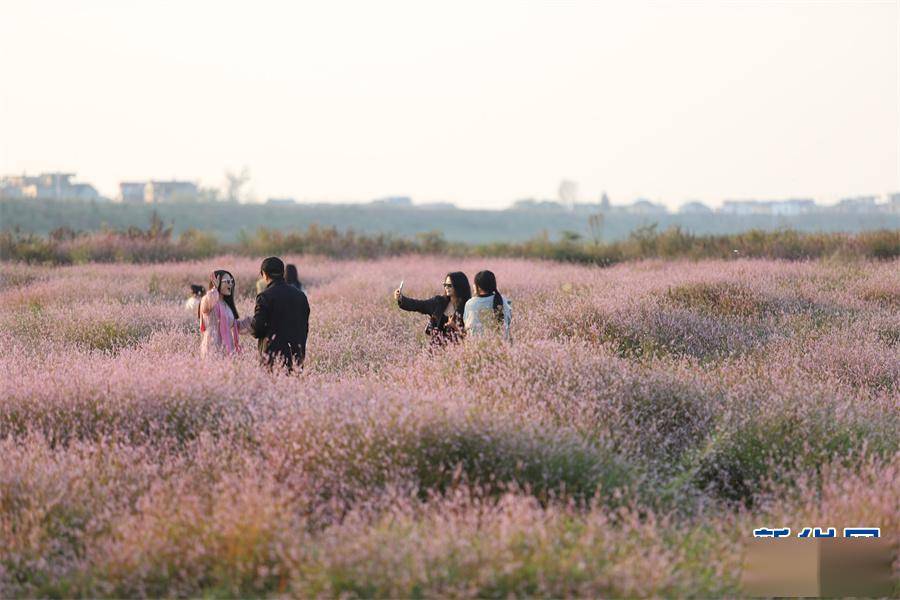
[250,256,310,372]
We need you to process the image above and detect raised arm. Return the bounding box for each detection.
[199,287,220,315]
[397,294,443,316]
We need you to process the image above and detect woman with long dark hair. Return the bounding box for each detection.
[285,264,302,291]
[464,270,512,341]
[394,272,471,348]
[199,269,251,357]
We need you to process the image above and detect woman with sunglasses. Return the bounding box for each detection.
[199,269,252,358]
[394,271,472,349]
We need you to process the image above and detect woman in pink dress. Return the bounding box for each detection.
[199,269,251,358]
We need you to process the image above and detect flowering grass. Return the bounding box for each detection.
[0,255,897,597]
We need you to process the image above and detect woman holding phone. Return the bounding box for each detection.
[394,272,471,349]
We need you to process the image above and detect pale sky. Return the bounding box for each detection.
[1,0,898,209]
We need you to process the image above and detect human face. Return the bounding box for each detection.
[219,273,235,296]
[443,276,455,299]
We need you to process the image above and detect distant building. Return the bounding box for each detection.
[118,180,198,203]
[887,193,900,214]
[145,180,198,203]
[266,197,296,206]
[720,200,763,215]
[678,201,712,214]
[770,198,816,216]
[119,182,146,203]
[719,199,815,216]
[626,199,668,215]
[418,202,456,210]
[371,196,413,207]
[835,195,878,213]
[0,177,26,199]
[0,172,99,200]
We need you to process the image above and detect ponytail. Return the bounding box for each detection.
[492,290,505,325]
[475,270,505,327]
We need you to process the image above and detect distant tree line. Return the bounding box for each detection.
[2,213,897,265]
[1,198,897,245]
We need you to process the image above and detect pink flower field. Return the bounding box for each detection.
[0,255,897,597]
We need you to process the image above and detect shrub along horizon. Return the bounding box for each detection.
[2,216,898,265]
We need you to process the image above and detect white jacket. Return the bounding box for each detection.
[463,293,512,341]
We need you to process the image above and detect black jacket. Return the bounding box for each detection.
[397,294,463,345]
[250,278,310,371]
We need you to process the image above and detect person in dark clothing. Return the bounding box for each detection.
[394,272,471,349]
[250,256,311,372]
[285,264,302,291]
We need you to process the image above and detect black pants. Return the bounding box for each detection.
[260,344,305,374]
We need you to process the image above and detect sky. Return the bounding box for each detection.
[1,0,898,209]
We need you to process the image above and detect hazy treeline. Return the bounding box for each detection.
[1,197,897,244]
[2,215,897,265]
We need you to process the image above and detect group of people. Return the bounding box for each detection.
[196,257,510,371]
[394,269,512,349]
[197,256,310,372]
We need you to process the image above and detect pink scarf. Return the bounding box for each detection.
[200,300,241,354]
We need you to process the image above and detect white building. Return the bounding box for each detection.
[119,182,146,203]
[769,199,816,216]
[145,180,198,203]
[119,180,198,203]
[835,196,879,213]
[887,193,900,214]
[0,172,99,200]
[720,199,816,216]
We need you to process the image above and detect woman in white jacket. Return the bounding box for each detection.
[463,270,512,342]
